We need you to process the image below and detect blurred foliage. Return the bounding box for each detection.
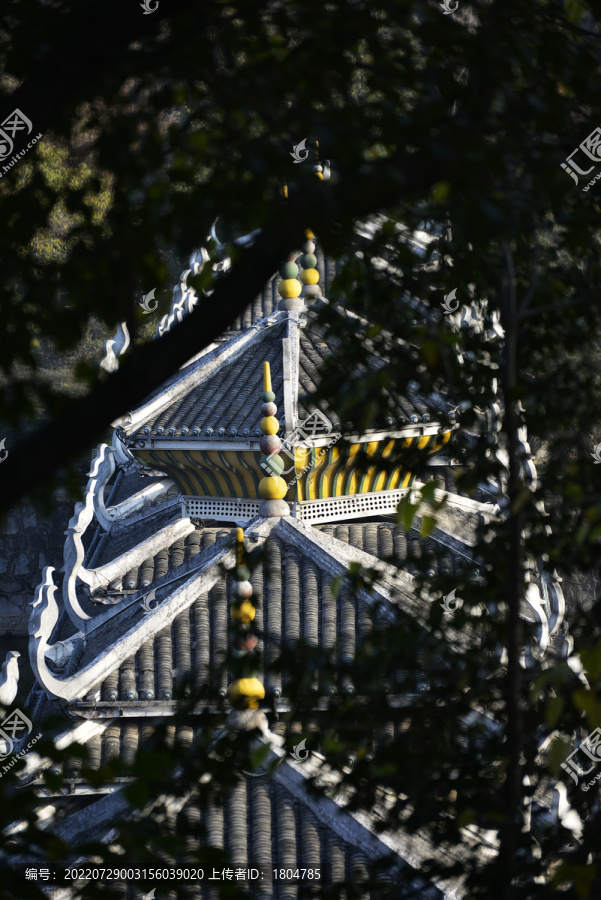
[3,0,601,899]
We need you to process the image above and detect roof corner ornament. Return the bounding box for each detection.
[277,255,304,311]
[257,362,290,518]
[0,651,20,708]
[299,229,322,303]
[156,248,209,339]
[63,444,115,626]
[29,566,85,700]
[99,322,130,374]
[92,443,117,531]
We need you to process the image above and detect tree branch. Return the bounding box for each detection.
[0,0,202,152]
[496,241,524,900]
[0,155,450,515]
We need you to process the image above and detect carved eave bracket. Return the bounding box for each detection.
[30,567,86,701]
[63,444,115,627]
[155,248,209,339]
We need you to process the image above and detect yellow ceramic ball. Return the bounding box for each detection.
[228,677,265,708]
[260,415,279,435]
[231,601,256,623]
[300,268,319,285]
[278,278,302,299]
[259,475,288,499]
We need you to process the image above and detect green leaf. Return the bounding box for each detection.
[397,495,418,531]
[124,780,151,810]
[580,646,601,682]
[565,0,587,25]
[457,808,477,827]
[573,688,601,728]
[421,339,440,368]
[544,695,565,729]
[249,743,271,770]
[432,181,450,204]
[548,736,571,777]
[420,514,437,538]
[420,481,437,506]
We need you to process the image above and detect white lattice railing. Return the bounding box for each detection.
[183,496,261,522]
[292,490,409,525]
[181,484,489,527]
[182,491,411,525]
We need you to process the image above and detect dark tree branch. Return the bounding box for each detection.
[0,154,453,515]
[496,241,524,900]
[0,0,202,150]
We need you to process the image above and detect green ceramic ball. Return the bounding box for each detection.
[261,454,285,476]
[279,261,299,279]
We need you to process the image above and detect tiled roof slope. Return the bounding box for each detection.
[138,318,287,438]
[90,503,184,570]
[133,315,433,440]
[61,522,461,704]
[48,746,433,900]
[296,326,434,427]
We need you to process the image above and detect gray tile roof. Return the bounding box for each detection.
[89,503,184,571]
[132,313,433,440]
[138,318,287,439]
[53,744,425,898]
[60,522,461,703]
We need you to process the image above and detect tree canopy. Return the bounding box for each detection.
[3,2,601,899]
